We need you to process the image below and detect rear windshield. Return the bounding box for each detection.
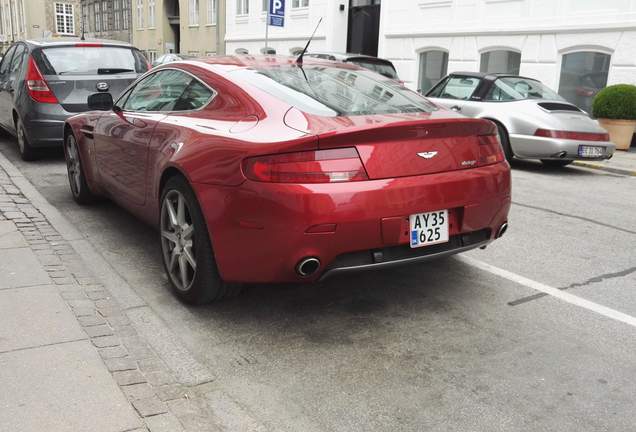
[34,46,148,76]
[231,64,434,117]
[349,59,398,80]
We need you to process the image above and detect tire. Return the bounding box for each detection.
[159,175,242,304]
[15,118,37,161]
[541,159,573,168]
[495,122,514,162]
[64,132,98,204]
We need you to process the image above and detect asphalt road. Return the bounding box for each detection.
[1,135,635,432]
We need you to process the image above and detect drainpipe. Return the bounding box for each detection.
[215,0,220,54]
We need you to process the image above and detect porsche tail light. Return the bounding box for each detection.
[534,129,609,142]
[243,148,369,183]
[477,134,505,166]
[26,56,58,104]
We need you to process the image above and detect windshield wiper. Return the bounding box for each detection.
[98,68,135,74]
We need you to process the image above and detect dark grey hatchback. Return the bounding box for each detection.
[0,39,148,160]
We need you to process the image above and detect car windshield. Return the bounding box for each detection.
[349,59,398,80]
[231,64,434,116]
[36,46,148,75]
[486,77,564,101]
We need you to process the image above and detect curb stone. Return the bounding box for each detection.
[572,160,636,176]
[0,157,224,432]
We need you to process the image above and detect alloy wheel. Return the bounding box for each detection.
[65,134,81,197]
[161,190,197,291]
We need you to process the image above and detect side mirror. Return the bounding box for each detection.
[87,92,114,111]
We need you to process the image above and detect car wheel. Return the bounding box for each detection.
[16,118,37,161]
[64,132,97,204]
[541,159,573,168]
[160,176,242,304]
[495,123,514,162]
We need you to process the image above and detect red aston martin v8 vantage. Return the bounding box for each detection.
[63,56,511,304]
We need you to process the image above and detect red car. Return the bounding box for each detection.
[63,56,511,304]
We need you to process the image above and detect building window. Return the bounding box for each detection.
[189,0,199,24]
[418,50,448,93]
[262,0,267,12]
[123,0,130,30]
[558,51,611,113]
[18,0,25,33]
[113,0,121,30]
[292,0,309,7]
[207,0,216,24]
[236,0,249,15]
[136,0,144,28]
[55,3,75,35]
[148,0,155,27]
[480,50,521,75]
[102,0,109,31]
[95,1,101,32]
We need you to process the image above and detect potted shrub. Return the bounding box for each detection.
[592,84,636,151]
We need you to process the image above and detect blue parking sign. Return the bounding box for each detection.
[269,0,285,27]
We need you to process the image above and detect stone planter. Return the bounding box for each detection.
[598,119,636,151]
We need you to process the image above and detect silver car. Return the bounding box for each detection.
[0,39,149,160]
[426,73,615,167]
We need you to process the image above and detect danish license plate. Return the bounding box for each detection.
[409,210,449,248]
[578,145,604,158]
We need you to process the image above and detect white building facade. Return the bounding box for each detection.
[225,0,636,112]
[225,0,350,56]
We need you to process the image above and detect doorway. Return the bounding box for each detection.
[346,0,381,57]
[164,0,181,53]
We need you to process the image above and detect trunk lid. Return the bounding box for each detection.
[297,112,495,179]
[45,74,138,112]
[33,44,148,112]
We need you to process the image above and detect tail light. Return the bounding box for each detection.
[26,56,58,104]
[243,148,369,183]
[535,129,609,142]
[477,134,505,166]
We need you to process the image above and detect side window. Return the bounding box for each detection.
[8,45,27,85]
[439,76,481,100]
[173,79,215,111]
[0,45,17,76]
[122,70,192,112]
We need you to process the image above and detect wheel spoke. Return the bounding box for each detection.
[177,194,186,226]
[161,230,178,244]
[165,199,179,227]
[73,172,81,192]
[183,245,196,270]
[168,248,178,272]
[178,255,189,287]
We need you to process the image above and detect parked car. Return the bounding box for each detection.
[152,53,196,68]
[305,52,401,81]
[426,72,615,167]
[0,39,149,160]
[63,56,510,304]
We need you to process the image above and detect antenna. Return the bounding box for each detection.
[296,17,322,66]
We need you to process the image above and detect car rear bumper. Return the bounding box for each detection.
[21,104,73,148]
[510,134,615,160]
[193,162,511,284]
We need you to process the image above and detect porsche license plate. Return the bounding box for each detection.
[578,145,604,158]
[409,210,449,248]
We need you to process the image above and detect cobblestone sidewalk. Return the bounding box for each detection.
[0,164,224,431]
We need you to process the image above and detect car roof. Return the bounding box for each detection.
[22,38,133,48]
[189,54,365,72]
[448,71,540,82]
[306,51,394,63]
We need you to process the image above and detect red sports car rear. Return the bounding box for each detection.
[64,56,510,304]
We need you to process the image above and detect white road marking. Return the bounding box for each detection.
[456,255,636,329]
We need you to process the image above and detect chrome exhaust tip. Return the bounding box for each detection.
[497,222,508,238]
[297,257,321,277]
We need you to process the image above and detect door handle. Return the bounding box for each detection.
[132,118,147,128]
[451,105,462,112]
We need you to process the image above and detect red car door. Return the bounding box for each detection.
[93,70,191,206]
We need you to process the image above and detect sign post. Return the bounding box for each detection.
[265,0,285,52]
